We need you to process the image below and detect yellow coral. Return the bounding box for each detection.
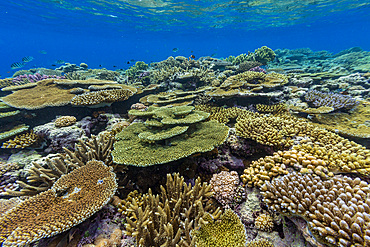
[1,131,40,149]
[54,116,77,127]
[254,213,274,232]
[193,209,246,247]
[0,160,117,246]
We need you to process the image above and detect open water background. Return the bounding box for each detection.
[0,0,369,76]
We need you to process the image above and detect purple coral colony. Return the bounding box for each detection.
[1,46,370,247]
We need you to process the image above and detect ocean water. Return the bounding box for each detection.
[1,1,370,247]
[0,0,369,75]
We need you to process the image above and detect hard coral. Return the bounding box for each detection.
[54,116,77,127]
[112,105,229,166]
[210,171,240,208]
[118,173,221,246]
[0,160,117,246]
[261,172,370,247]
[193,209,246,247]
[1,131,40,149]
[254,213,274,232]
[71,88,134,106]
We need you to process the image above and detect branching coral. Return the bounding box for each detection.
[261,172,370,247]
[1,131,40,149]
[193,209,246,247]
[71,88,134,106]
[305,90,359,110]
[118,173,221,247]
[209,171,240,208]
[0,160,117,246]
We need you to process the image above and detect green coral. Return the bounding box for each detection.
[193,209,246,247]
[112,105,229,166]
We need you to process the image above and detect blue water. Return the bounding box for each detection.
[0,0,370,77]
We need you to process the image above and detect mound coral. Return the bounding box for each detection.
[209,171,240,208]
[254,213,274,232]
[261,172,370,247]
[193,209,246,247]
[118,173,221,246]
[0,160,117,246]
[112,105,229,166]
[247,46,276,65]
[71,88,134,106]
[54,116,77,127]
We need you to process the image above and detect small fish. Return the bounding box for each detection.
[39,50,47,54]
[172,48,179,52]
[113,65,117,67]
[10,62,25,69]
[190,55,195,59]
[55,60,65,64]
[22,56,34,62]
[130,59,135,62]
[211,53,217,57]
[99,65,102,67]
[51,64,56,66]
[127,61,130,64]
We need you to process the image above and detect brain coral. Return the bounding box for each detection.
[112,105,229,166]
[0,160,117,246]
[261,172,370,247]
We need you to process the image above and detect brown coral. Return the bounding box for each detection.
[54,116,77,127]
[118,173,221,246]
[254,213,274,232]
[261,172,370,247]
[0,160,117,246]
[1,131,40,149]
[71,88,134,106]
[210,171,240,208]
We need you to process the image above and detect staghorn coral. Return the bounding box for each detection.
[112,105,229,167]
[71,88,134,106]
[261,172,370,247]
[193,209,246,247]
[118,173,222,247]
[209,171,240,208]
[1,131,40,149]
[0,160,117,246]
[254,213,274,232]
[54,116,77,127]
[305,90,359,111]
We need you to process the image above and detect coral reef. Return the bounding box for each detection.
[305,90,359,110]
[193,209,246,247]
[0,160,117,246]
[254,213,274,232]
[54,116,77,127]
[1,131,40,149]
[209,171,240,208]
[118,173,221,246]
[112,105,229,166]
[71,88,134,106]
[261,172,370,247]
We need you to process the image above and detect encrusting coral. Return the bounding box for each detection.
[0,160,117,246]
[112,105,229,166]
[192,209,246,247]
[118,173,222,246]
[261,172,370,247]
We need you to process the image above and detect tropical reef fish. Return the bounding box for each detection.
[55,60,65,64]
[172,48,179,52]
[22,56,34,62]
[10,62,25,69]
[39,50,47,54]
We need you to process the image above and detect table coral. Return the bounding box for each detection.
[118,173,221,247]
[112,106,229,166]
[261,172,370,247]
[193,209,246,247]
[0,160,117,246]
